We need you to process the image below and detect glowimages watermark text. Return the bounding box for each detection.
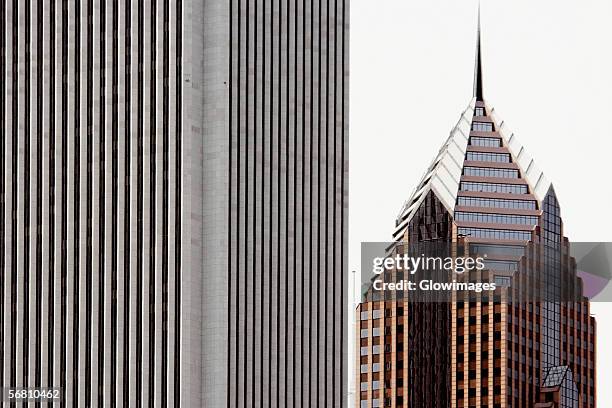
[370,254,496,294]
[361,242,612,302]
[372,254,486,275]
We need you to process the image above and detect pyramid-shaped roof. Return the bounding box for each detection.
[393,17,551,241]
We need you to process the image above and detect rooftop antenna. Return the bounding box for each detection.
[473,2,484,101]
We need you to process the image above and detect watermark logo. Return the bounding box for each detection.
[360,242,612,303]
[372,254,486,275]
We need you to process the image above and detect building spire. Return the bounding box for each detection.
[473,3,484,101]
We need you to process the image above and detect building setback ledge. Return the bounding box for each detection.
[457,191,538,201]
[463,160,519,169]
[469,130,501,138]
[466,145,510,154]
[460,175,529,185]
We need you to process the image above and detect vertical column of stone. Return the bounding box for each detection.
[64,0,76,403]
[51,0,64,395]
[228,0,240,405]
[40,0,52,394]
[102,0,115,401]
[152,0,164,403]
[301,0,313,401]
[77,0,90,405]
[27,0,39,396]
[166,0,178,404]
[260,0,273,404]
[141,0,153,403]
[127,0,139,406]
[90,0,102,404]
[309,0,320,403]
[0,0,6,393]
[15,0,25,393]
[115,0,127,405]
[200,0,230,405]
[269,0,280,405]
[292,0,304,404]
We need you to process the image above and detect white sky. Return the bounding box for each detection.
[349,0,612,405]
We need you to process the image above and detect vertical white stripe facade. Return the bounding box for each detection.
[202,0,349,407]
[1,1,348,407]
[1,0,183,406]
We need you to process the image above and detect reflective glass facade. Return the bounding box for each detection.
[470,244,526,257]
[470,136,501,147]
[494,275,512,287]
[458,227,532,241]
[482,260,518,271]
[466,151,511,163]
[358,31,596,408]
[464,166,518,178]
[541,366,581,407]
[457,196,537,210]
[472,121,494,132]
[460,182,528,194]
[455,211,538,225]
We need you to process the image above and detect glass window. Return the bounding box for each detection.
[472,121,494,132]
[360,382,368,391]
[372,363,381,372]
[458,227,532,241]
[372,309,383,319]
[457,196,536,210]
[372,345,381,354]
[360,329,368,338]
[464,167,518,178]
[470,244,525,257]
[455,211,537,225]
[372,327,381,337]
[460,182,528,194]
[360,364,368,373]
[483,260,518,271]
[470,136,500,147]
[360,346,368,356]
[466,152,510,163]
[474,107,486,116]
[360,311,368,320]
[372,380,381,390]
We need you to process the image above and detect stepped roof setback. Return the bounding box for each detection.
[393,16,551,241]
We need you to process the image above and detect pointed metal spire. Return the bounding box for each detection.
[473,3,484,101]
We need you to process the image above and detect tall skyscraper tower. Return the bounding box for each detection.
[356,14,595,408]
[0,1,348,407]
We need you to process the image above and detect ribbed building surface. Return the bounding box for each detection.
[0,1,348,407]
[215,0,349,407]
